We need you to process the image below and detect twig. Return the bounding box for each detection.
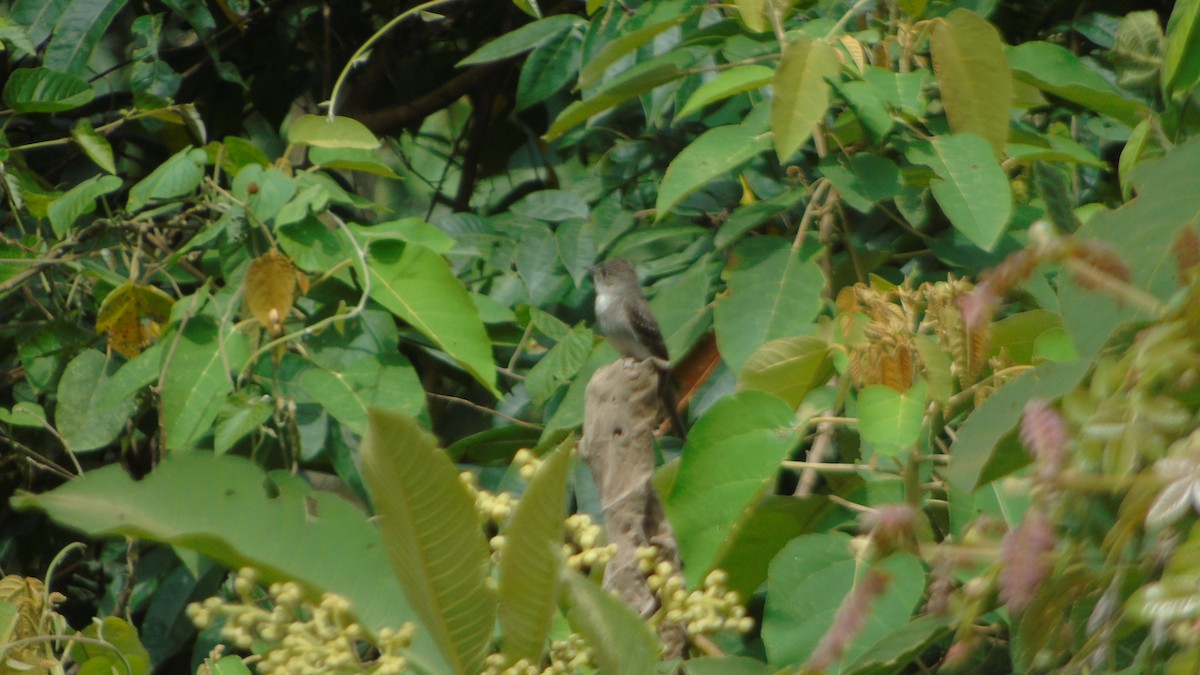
[426,392,543,430]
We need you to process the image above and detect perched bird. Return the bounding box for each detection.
[591,259,688,440]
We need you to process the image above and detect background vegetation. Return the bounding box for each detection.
[2,0,1200,672]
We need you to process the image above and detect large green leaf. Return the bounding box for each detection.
[367,241,498,396]
[712,495,834,599]
[517,28,583,111]
[498,439,573,662]
[525,325,594,408]
[46,174,122,239]
[762,533,927,670]
[1162,0,1200,100]
[1007,41,1148,126]
[930,8,1012,157]
[10,0,70,45]
[561,571,660,674]
[665,391,803,587]
[42,0,127,75]
[2,67,94,113]
[770,34,840,162]
[677,65,774,119]
[360,410,496,675]
[300,353,425,436]
[907,133,1012,251]
[857,381,926,457]
[576,9,692,89]
[738,336,835,408]
[287,114,380,149]
[545,49,699,141]
[55,349,136,454]
[458,15,583,66]
[127,147,207,212]
[713,237,825,373]
[160,315,251,451]
[8,453,447,672]
[656,119,772,220]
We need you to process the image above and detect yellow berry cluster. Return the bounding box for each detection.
[185,568,414,674]
[563,514,617,571]
[479,634,593,675]
[637,548,754,636]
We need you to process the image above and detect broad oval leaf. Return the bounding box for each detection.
[678,65,774,119]
[72,120,116,174]
[127,146,206,212]
[656,121,772,220]
[906,133,1012,251]
[287,114,380,149]
[665,390,803,586]
[2,67,94,113]
[738,336,835,408]
[770,35,840,162]
[7,453,446,670]
[1008,41,1148,126]
[161,315,252,451]
[857,381,926,457]
[55,349,136,453]
[367,242,498,396]
[457,15,583,66]
[713,237,826,373]
[243,249,297,336]
[47,174,122,239]
[361,410,496,675]
[930,9,1012,157]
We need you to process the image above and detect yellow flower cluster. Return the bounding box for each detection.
[637,548,754,636]
[185,568,414,674]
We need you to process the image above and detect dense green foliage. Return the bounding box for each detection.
[3,0,1200,672]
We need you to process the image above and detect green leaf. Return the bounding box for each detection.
[1162,0,1200,100]
[989,309,1064,364]
[300,353,424,436]
[738,336,835,409]
[577,11,691,89]
[71,616,150,675]
[458,15,582,66]
[678,65,774,119]
[9,453,445,670]
[127,147,206,212]
[308,146,400,178]
[838,80,895,142]
[56,349,137,454]
[43,0,127,75]
[0,401,47,428]
[360,410,495,675]
[47,174,122,238]
[656,120,772,220]
[525,325,594,408]
[907,133,1012,251]
[857,381,926,457]
[287,114,381,149]
[762,533,926,668]
[498,439,573,662]
[2,67,94,113]
[1007,41,1148,126]
[545,49,699,141]
[844,614,950,675]
[367,242,498,396]
[770,34,840,162]
[561,571,660,674]
[72,120,116,174]
[510,189,590,222]
[665,391,803,587]
[819,154,903,214]
[10,0,70,45]
[516,26,582,110]
[713,237,825,373]
[712,495,834,599]
[214,393,273,456]
[930,8,1012,157]
[349,218,456,254]
[944,359,1091,491]
[160,315,251,451]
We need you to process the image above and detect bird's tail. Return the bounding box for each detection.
[657,372,688,442]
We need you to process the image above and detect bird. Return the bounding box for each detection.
[591,258,688,440]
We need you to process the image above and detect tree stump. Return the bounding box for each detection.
[579,357,686,659]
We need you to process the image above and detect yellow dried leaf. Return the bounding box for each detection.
[244,248,297,336]
[95,281,175,358]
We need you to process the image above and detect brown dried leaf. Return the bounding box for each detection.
[244,249,298,336]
